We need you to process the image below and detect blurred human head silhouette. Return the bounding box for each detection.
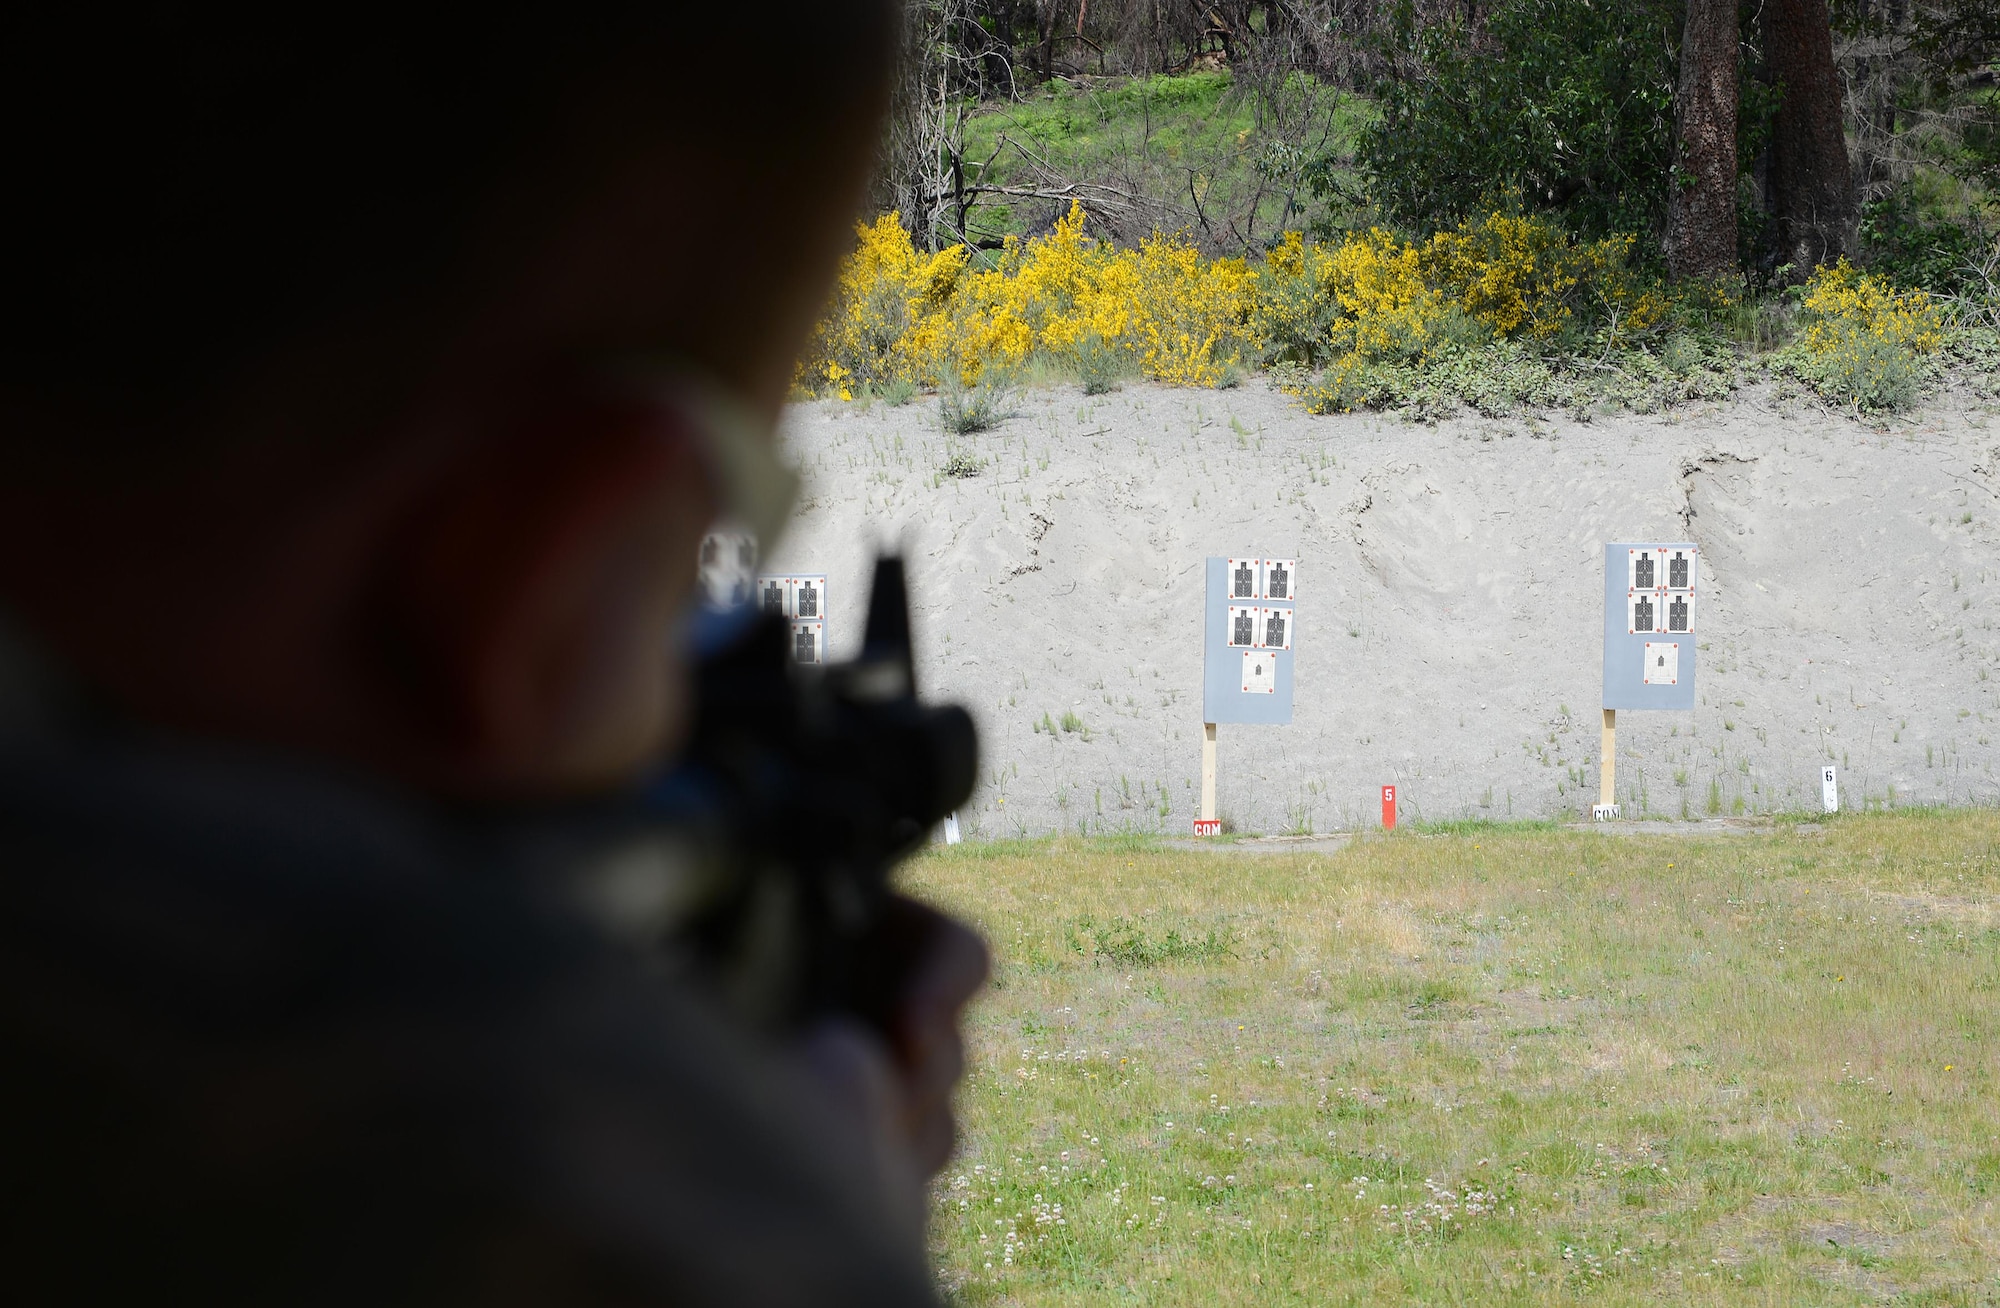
[0,5,898,794]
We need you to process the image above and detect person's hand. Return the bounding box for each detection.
[869,897,988,1175]
[796,897,988,1181]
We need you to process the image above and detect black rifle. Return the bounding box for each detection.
[628,555,978,1032]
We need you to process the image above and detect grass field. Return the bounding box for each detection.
[906,810,2000,1305]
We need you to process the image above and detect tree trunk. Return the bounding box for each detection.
[1766,0,1855,274]
[1663,0,1739,279]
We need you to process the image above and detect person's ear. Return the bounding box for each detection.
[373,389,714,793]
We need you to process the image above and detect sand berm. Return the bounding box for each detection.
[767,381,2000,836]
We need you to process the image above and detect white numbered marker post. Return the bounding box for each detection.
[1821,766,1839,814]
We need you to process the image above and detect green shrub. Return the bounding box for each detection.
[1067,915,1234,967]
[1781,327,1926,412]
[1285,332,1734,421]
[1072,330,1124,395]
[1860,193,1989,297]
[938,375,1015,434]
[1354,0,1679,240]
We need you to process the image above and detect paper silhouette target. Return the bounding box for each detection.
[791,576,824,620]
[1623,552,1696,634]
[1227,557,1260,601]
[1663,547,1694,591]
[1628,547,1658,592]
[753,572,831,663]
[791,621,824,665]
[1263,558,1297,602]
[1241,650,1276,694]
[1259,606,1292,650]
[1642,641,1679,685]
[1227,605,1258,647]
[1626,590,1659,634]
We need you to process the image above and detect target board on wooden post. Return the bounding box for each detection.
[1598,542,1699,820]
[1199,556,1298,836]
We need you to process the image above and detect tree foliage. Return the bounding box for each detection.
[874,0,1999,288]
[1354,0,1681,240]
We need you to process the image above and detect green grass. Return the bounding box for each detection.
[1411,817,1563,837]
[958,71,1367,249]
[906,809,2000,1304]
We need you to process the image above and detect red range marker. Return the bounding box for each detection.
[1381,785,1397,831]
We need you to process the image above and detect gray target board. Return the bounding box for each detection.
[754,572,829,664]
[1203,556,1296,725]
[1602,542,1697,711]
[697,529,759,610]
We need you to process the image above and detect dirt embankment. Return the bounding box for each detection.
[769,383,2000,836]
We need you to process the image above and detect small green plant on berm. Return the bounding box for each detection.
[938,374,1016,435]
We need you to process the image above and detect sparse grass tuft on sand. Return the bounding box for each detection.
[910,808,2000,1304]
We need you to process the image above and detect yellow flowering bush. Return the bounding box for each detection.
[813,213,970,398]
[1424,216,1666,341]
[1258,215,1673,413]
[804,203,1255,392]
[1321,227,1441,359]
[1779,259,1944,411]
[1130,234,1255,386]
[1798,259,1944,356]
[1248,231,1333,366]
[994,204,1132,358]
[808,204,1970,421]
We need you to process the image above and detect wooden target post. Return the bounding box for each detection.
[1201,723,1217,825]
[1598,709,1617,812]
